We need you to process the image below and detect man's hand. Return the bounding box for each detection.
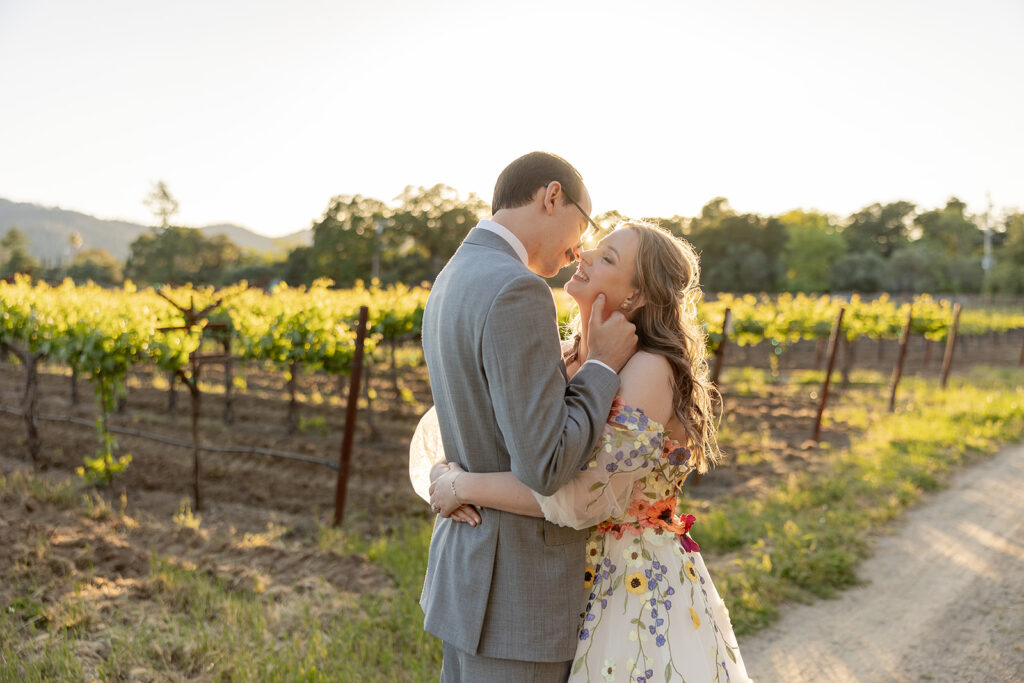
[586,293,637,373]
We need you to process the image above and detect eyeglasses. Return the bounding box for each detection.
[559,186,600,246]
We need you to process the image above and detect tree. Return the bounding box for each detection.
[829,250,890,292]
[67,248,123,285]
[778,210,846,292]
[887,243,945,292]
[687,200,786,292]
[144,181,180,229]
[913,197,982,256]
[301,195,389,287]
[0,227,38,278]
[842,201,916,257]
[388,184,487,283]
[125,226,242,285]
[989,212,1024,294]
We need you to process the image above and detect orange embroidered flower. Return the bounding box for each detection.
[607,395,627,422]
[689,606,701,629]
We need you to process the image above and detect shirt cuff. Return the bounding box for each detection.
[582,359,616,375]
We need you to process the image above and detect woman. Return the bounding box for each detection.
[412,221,751,682]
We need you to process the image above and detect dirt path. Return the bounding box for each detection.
[739,442,1024,682]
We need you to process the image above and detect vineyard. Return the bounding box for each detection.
[2,277,1024,680]
[3,275,1024,492]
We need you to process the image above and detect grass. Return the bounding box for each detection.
[1,366,1022,679]
[691,366,1024,634]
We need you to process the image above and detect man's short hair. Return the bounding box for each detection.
[491,152,586,214]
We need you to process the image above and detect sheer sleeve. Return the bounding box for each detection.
[409,406,445,502]
[533,403,665,530]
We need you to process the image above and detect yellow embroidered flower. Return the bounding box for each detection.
[625,571,646,595]
[584,564,597,589]
[684,560,699,584]
[689,606,701,629]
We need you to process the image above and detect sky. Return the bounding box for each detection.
[1,0,1022,237]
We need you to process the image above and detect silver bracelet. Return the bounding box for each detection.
[450,472,462,506]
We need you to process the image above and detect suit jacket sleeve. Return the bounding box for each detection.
[481,275,619,496]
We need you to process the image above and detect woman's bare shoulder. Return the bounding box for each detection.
[618,351,673,426]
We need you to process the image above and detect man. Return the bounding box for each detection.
[420,151,637,682]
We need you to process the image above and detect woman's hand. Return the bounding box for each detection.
[429,463,481,526]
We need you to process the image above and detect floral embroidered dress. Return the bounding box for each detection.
[534,402,751,683]
[408,404,751,683]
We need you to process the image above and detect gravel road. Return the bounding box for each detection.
[740,442,1024,682]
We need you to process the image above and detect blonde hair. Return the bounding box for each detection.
[565,220,722,473]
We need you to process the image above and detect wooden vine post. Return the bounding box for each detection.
[887,307,913,412]
[334,306,370,527]
[812,307,845,443]
[940,303,963,389]
[711,307,732,386]
[4,341,42,464]
[157,291,234,512]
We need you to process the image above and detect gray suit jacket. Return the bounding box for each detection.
[420,226,619,662]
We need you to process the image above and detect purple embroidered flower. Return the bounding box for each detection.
[666,586,675,596]
[579,628,590,640]
[656,634,666,647]
[664,600,672,610]
[606,463,618,473]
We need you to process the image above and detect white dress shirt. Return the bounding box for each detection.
[474,219,616,376]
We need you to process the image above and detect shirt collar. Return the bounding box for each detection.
[475,219,528,267]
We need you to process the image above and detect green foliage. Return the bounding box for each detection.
[67,247,123,285]
[1,226,39,278]
[125,227,244,285]
[841,200,916,258]
[688,199,787,292]
[779,210,846,292]
[691,367,1024,635]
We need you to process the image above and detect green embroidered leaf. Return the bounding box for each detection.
[665,663,673,681]
[726,646,737,663]
[642,548,652,560]
[572,656,585,674]
[588,481,604,491]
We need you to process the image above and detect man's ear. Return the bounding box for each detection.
[541,181,561,216]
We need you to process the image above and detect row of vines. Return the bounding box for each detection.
[3,275,1023,485]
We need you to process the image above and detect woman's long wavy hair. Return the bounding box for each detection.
[564,221,722,473]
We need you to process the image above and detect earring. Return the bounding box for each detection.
[620,300,630,310]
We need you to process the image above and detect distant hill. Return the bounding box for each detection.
[0,198,312,263]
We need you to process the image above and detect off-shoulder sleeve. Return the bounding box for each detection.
[533,404,664,530]
[408,406,445,502]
